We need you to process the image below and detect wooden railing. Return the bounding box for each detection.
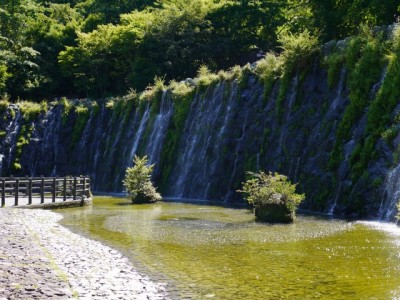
[0,176,91,207]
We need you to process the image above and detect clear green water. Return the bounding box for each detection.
[59,197,400,299]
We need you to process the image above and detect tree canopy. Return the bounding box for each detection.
[0,0,399,100]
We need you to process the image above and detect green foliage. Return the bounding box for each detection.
[367,27,400,137]
[105,99,115,110]
[159,89,193,191]
[396,202,400,222]
[0,64,10,93]
[0,99,10,114]
[169,80,195,98]
[71,104,89,145]
[272,30,320,117]
[123,155,162,203]
[59,97,73,125]
[324,51,344,89]
[254,52,281,98]
[381,125,399,143]
[238,171,305,223]
[195,65,219,88]
[278,29,320,74]
[1,0,399,100]
[13,124,34,172]
[372,177,383,188]
[17,101,44,121]
[13,163,22,171]
[329,30,384,171]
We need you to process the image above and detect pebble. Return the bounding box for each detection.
[0,208,169,299]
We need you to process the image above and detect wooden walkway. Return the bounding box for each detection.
[1,176,91,208]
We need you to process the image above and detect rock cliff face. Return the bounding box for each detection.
[0,54,398,219]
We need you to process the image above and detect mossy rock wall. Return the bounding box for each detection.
[1,28,400,218]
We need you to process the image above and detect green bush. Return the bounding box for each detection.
[123,155,162,203]
[254,52,282,99]
[278,29,320,74]
[170,80,195,98]
[238,171,305,223]
[59,97,73,125]
[195,65,219,88]
[324,51,344,89]
[329,30,384,171]
[0,99,10,113]
[381,125,399,143]
[17,101,43,121]
[71,105,90,145]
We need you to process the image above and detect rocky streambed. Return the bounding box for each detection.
[0,208,168,299]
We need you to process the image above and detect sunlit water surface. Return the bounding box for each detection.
[59,197,400,299]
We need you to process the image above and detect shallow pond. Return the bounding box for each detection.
[59,197,400,299]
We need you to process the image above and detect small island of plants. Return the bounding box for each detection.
[239,171,305,223]
[123,155,162,204]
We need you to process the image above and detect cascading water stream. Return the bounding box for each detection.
[30,109,59,176]
[1,108,22,172]
[331,68,346,110]
[380,164,400,220]
[328,183,341,215]
[287,73,299,119]
[129,104,150,163]
[145,91,174,165]
[91,105,106,181]
[169,83,231,198]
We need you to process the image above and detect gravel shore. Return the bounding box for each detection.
[0,208,168,299]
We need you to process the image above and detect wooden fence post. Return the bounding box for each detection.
[28,178,32,205]
[82,177,86,201]
[73,177,77,200]
[15,179,19,206]
[41,176,45,204]
[1,179,5,207]
[52,178,56,203]
[63,177,67,202]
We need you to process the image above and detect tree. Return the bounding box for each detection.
[123,155,162,203]
[207,0,284,68]
[0,64,10,93]
[59,10,150,96]
[238,171,304,223]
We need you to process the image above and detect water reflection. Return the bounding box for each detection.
[59,197,400,299]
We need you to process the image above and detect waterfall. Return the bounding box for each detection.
[145,91,174,165]
[29,109,60,176]
[380,165,400,221]
[1,108,22,173]
[1,62,396,216]
[168,82,234,198]
[126,104,150,166]
[91,105,107,185]
[287,73,299,119]
[328,183,341,215]
[77,109,95,174]
[331,68,346,110]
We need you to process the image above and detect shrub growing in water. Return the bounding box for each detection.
[238,172,304,223]
[123,155,162,203]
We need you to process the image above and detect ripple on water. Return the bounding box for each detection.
[103,204,351,246]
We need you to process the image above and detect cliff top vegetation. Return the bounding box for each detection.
[0,0,399,101]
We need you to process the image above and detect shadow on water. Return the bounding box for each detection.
[95,192,250,209]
